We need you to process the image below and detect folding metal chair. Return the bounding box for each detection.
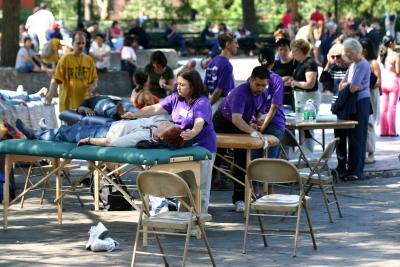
[243,159,317,257]
[299,137,343,223]
[131,170,216,267]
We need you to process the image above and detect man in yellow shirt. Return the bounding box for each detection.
[45,31,98,112]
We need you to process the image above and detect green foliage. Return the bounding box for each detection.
[121,0,173,20]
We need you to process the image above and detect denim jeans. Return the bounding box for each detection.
[36,124,111,143]
[94,99,137,119]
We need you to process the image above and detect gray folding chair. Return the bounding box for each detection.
[131,170,215,267]
[299,137,343,223]
[243,159,317,257]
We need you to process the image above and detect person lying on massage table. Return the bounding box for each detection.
[15,117,184,148]
[76,95,138,120]
[121,68,217,213]
[0,87,48,106]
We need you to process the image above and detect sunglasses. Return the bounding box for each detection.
[331,55,342,59]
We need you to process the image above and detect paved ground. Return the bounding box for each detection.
[1,173,400,266]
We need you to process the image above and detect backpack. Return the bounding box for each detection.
[41,41,54,58]
[91,173,133,211]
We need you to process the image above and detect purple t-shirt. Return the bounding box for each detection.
[160,93,217,153]
[204,55,235,97]
[345,58,371,100]
[219,81,266,123]
[262,72,286,130]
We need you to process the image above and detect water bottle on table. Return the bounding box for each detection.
[294,91,304,121]
[303,99,317,121]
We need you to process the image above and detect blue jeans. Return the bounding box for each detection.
[94,99,137,119]
[251,124,285,159]
[36,124,111,143]
[205,39,219,56]
[16,62,35,73]
[168,34,187,55]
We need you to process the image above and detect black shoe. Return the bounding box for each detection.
[15,119,37,139]
[342,175,361,182]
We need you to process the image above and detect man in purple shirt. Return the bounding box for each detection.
[213,66,269,212]
[254,71,286,158]
[204,32,238,113]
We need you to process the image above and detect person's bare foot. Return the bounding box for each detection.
[37,87,48,97]
[116,103,125,119]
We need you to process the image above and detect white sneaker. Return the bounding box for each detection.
[235,200,245,212]
[91,237,120,252]
[85,222,109,249]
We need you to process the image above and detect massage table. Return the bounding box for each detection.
[215,134,280,214]
[0,139,211,231]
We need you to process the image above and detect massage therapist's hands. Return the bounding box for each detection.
[181,129,196,141]
[121,112,136,119]
[77,107,95,116]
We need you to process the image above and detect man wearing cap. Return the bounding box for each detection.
[213,66,269,212]
[45,31,98,112]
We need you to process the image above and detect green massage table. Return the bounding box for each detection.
[0,139,212,230]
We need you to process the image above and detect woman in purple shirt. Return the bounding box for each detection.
[337,38,371,181]
[122,69,216,212]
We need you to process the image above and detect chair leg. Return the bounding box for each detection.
[131,211,143,267]
[303,202,317,250]
[293,205,302,257]
[304,182,313,195]
[198,222,216,267]
[20,164,34,208]
[152,227,169,267]
[256,210,268,247]
[242,189,252,254]
[331,183,343,218]
[182,223,192,267]
[320,183,333,223]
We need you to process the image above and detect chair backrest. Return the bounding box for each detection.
[247,159,301,185]
[137,170,192,199]
[309,137,340,176]
[318,137,340,161]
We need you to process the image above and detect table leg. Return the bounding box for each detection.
[94,161,100,211]
[244,149,251,218]
[53,159,62,224]
[3,156,12,230]
[322,129,326,151]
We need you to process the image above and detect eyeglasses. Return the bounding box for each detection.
[331,55,342,59]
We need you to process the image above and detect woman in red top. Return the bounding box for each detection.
[130,71,159,109]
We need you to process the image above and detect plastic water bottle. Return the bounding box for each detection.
[303,99,317,121]
[294,91,304,121]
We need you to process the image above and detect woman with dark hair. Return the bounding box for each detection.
[130,71,159,109]
[272,38,295,109]
[122,69,216,213]
[379,35,400,137]
[144,50,175,98]
[360,38,381,163]
[121,35,139,81]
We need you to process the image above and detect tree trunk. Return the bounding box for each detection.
[96,0,109,20]
[241,0,256,33]
[286,0,298,19]
[1,0,20,67]
[84,0,91,21]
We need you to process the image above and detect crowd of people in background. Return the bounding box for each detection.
[8,2,400,212]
